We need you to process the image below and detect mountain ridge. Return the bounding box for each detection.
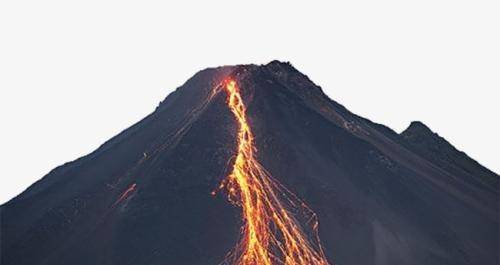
[400,120,498,189]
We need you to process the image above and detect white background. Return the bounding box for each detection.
[1,0,498,204]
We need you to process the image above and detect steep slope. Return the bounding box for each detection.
[1,61,498,265]
[1,65,239,265]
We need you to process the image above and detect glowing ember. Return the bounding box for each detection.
[113,183,137,206]
[217,79,331,265]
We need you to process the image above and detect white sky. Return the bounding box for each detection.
[1,0,498,204]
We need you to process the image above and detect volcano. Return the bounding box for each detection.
[1,61,498,265]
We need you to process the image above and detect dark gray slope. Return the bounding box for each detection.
[401,121,498,189]
[1,61,498,265]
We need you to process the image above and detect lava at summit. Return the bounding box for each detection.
[217,79,331,265]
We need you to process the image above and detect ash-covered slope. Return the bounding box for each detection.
[1,61,498,265]
[401,121,498,189]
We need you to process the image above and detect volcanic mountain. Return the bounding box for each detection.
[1,61,498,265]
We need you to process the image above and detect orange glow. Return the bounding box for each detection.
[218,79,331,265]
[113,183,137,206]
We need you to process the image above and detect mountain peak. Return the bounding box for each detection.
[403,121,434,135]
[2,62,498,265]
[401,120,498,182]
[264,60,304,76]
[265,60,295,68]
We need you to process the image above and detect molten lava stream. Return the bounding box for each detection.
[217,79,331,265]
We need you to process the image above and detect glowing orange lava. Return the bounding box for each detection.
[218,79,331,265]
[113,183,137,206]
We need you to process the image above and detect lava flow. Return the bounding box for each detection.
[217,79,331,265]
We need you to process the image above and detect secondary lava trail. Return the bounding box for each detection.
[217,79,331,265]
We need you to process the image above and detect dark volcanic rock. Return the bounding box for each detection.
[401,121,498,188]
[1,61,498,265]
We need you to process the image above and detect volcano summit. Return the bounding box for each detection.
[1,61,498,265]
